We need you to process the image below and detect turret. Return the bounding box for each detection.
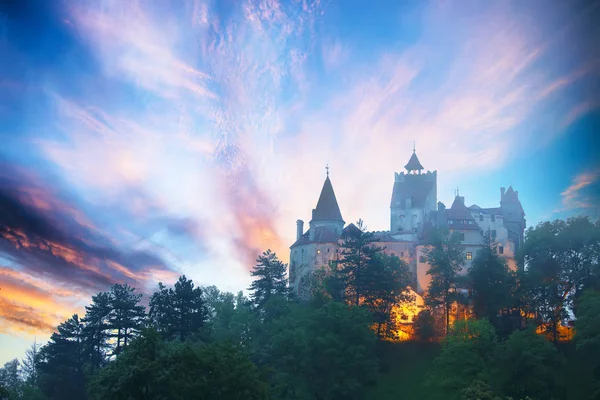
[309,167,345,239]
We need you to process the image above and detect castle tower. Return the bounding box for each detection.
[308,170,345,239]
[390,147,437,237]
[289,168,345,298]
[500,186,526,252]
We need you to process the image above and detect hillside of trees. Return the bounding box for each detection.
[1,216,599,400]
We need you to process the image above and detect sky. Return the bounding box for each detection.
[0,0,599,364]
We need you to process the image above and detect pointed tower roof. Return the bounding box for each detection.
[447,196,474,220]
[404,147,424,172]
[311,176,344,223]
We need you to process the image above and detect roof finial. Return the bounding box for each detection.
[457,187,460,197]
[326,164,329,178]
[413,141,416,153]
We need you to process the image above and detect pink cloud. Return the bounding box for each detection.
[559,169,600,211]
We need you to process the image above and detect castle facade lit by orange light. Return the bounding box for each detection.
[289,148,526,325]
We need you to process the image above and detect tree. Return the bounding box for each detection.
[148,276,208,341]
[575,290,600,398]
[265,301,379,400]
[248,250,289,310]
[427,319,498,400]
[38,315,86,400]
[338,219,385,306]
[362,253,414,338]
[109,283,145,355]
[424,228,465,335]
[82,292,112,369]
[0,359,21,398]
[519,217,600,343]
[88,329,268,400]
[495,327,563,400]
[468,231,515,323]
[413,309,437,342]
[22,341,40,388]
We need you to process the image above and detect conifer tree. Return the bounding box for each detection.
[424,228,465,335]
[468,231,514,322]
[82,292,112,369]
[108,283,145,355]
[38,315,86,400]
[338,219,385,306]
[248,250,289,309]
[172,275,207,341]
[148,276,208,341]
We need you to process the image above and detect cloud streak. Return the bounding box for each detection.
[558,169,600,215]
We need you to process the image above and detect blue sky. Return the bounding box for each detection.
[0,0,599,363]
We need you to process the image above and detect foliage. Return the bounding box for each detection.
[495,327,563,400]
[575,290,600,398]
[468,231,515,322]
[362,252,414,338]
[424,228,466,335]
[413,309,437,342]
[263,301,379,400]
[148,276,208,342]
[460,380,500,400]
[248,250,289,312]
[38,315,86,400]
[427,319,498,400]
[518,217,600,343]
[337,219,385,306]
[108,283,146,355]
[88,329,268,400]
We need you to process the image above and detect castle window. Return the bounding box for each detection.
[466,252,472,260]
[499,246,504,254]
[479,214,483,221]
[419,256,426,263]
[460,233,465,241]
[491,230,497,239]
[327,248,330,252]
[491,215,496,222]
[401,252,404,257]
[448,220,453,224]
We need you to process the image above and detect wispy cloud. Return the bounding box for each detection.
[557,169,600,214]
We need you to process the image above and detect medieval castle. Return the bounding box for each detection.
[289,148,526,304]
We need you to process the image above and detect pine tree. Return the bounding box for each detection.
[149,282,176,339]
[109,283,145,355]
[338,219,385,306]
[82,292,112,369]
[248,250,289,309]
[468,231,514,322]
[424,228,465,335]
[38,315,86,399]
[149,276,208,341]
[172,275,207,341]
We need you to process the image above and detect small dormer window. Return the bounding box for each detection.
[466,252,472,260]
[491,215,495,222]
[499,246,504,254]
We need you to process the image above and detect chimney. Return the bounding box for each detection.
[296,220,304,240]
[500,187,506,201]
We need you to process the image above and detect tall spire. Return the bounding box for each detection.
[311,173,344,223]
